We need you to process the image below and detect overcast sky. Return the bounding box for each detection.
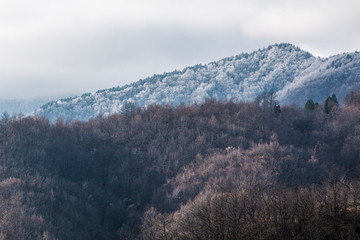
[1,0,359,99]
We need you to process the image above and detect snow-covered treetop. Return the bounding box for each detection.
[34,43,360,121]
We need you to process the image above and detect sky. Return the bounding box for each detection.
[0,0,360,100]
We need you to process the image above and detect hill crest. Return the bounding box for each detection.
[35,43,360,121]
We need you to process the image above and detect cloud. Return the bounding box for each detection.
[0,25,268,98]
[0,0,359,99]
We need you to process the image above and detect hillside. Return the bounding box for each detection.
[35,43,360,121]
[2,93,360,239]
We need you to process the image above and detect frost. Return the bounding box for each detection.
[33,44,360,121]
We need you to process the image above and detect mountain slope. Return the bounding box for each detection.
[35,43,360,121]
[277,52,360,104]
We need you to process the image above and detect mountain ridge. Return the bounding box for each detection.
[35,43,360,121]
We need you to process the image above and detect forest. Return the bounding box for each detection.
[1,90,360,239]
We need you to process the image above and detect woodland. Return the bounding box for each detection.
[1,91,360,239]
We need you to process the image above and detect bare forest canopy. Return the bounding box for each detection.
[1,90,360,239]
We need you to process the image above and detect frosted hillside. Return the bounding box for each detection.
[35,43,360,121]
[277,52,360,104]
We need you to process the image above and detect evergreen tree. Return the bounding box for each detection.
[325,94,339,114]
[305,99,316,112]
[274,104,281,114]
[331,94,338,104]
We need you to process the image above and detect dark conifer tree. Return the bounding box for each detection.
[325,94,339,114]
[274,104,281,114]
[305,99,315,112]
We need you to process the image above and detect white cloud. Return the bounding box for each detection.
[0,0,359,99]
